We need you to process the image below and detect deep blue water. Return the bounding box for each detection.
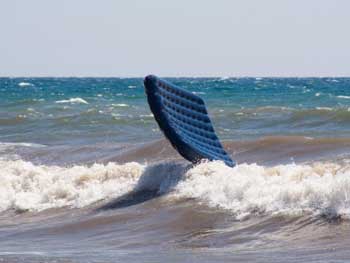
[1,77,349,146]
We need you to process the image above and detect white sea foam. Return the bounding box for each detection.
[111,103,129,107]
[1,160,350,218]
[18,82,33,87]
[55,98,88,104]
[0,160,144,212]
[140,114,154,118]
[337,95,350,99]
[316,107,333,111]
[302,88,311,93]
[175,161,350,219]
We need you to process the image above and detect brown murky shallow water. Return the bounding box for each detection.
[1,137,350,262]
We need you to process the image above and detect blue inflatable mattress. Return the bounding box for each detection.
[144,75,235,167]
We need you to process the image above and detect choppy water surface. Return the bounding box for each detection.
[0,77,350,262]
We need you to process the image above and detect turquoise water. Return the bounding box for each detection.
[1,77,350,145]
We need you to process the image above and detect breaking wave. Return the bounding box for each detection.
[0,160,144,212]
[1,159,350,220]
[176,161,350,219]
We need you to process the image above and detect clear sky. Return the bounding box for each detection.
[1,0,349,77]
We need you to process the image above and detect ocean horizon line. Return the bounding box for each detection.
[1,75,350,79]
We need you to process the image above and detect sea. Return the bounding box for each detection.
[0,77,350,262]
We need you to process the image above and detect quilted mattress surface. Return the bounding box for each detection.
[144,75,235,167]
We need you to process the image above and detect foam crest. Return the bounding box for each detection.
[176,161,350,219]
[55,98,88,104]
[2,159,350,219]
[0,160,144,212]
[18,82,33,87]
[337,95,350,99]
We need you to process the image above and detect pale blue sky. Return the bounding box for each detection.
[1,0,349,77]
